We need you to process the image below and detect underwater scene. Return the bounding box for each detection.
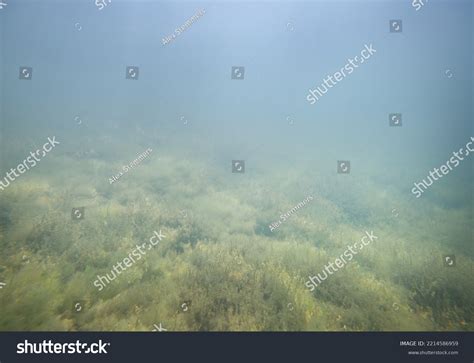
[0,0,473,331]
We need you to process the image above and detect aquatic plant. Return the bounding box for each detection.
[0,140,472,332]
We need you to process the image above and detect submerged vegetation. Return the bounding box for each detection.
[0,135,472,332]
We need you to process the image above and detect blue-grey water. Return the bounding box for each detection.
[0,0,472,331]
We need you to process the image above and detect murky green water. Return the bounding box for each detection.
[0,0,472,331]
